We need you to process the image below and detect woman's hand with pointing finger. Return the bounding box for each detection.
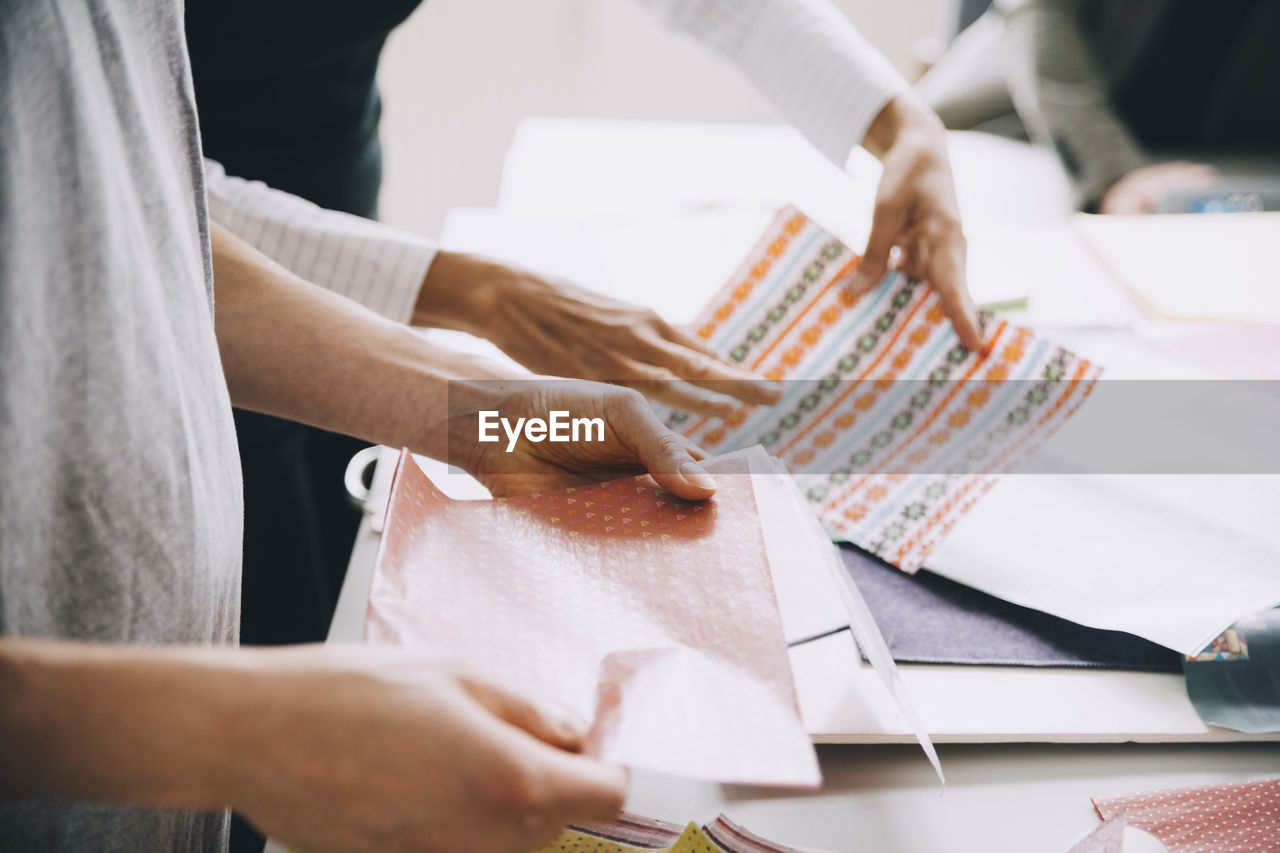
[415,251,781,417]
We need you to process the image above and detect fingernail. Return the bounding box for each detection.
[963,299,986,351]
[554,714,588,742]
[680,461,717,492]
[703,395,736,418]
[544,704,590,744]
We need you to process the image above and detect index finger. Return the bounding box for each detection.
[923,227,983,353]
[644,337,781,406]
[460,673,587,753]
[657,326,783,405]
[604,392,717,500]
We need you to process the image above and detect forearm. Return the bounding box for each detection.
[862,91,946,160]
[0,638,240,806]
[411,249,502,334]
[998,0,1146,206]
[211,223,512,461]
[204,159,435,324]
[640,0,908,166]
[3,636,630,849]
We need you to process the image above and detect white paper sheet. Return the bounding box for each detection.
[926,336,1280,655]
[928,473,1280,656]
[804,488,945,782]
[1074,213,1280,324]
[709,448,850,645]
[963,222,1140,328]
[442,207,773,325]
[719,448,942,782]
[499,118,1073,226]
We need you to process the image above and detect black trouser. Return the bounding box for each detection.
[234,409,365,645]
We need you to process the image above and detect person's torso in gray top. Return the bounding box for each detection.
[0,1,243,849]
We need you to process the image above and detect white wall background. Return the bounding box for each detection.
[377,0,951,236]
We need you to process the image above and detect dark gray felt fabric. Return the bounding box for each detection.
[840,544,1180,672]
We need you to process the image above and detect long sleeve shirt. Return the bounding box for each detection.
[206,0,909,319]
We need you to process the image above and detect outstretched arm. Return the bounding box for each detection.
[210,221,719,499]
[639,0,982,350]
[0,638,625,852]
[205,161,779,414]
[997,0,1146,208]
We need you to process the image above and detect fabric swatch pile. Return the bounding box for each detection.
[535,811,804,853]
[667,206,1280,658]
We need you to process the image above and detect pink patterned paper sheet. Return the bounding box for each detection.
[1093,778,1280,853]
[365,450,819,787]
[668,206,1102,572]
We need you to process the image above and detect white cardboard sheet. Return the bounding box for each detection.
[928,336,1280,655]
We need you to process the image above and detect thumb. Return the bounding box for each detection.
[460,677,628,825]
[534,749,629,824]
[606,391,717,500]
[851,201,903,296]
[460,674,587,752]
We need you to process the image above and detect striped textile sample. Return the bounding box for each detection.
[668,206,1101,572]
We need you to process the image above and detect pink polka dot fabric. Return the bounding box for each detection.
[366,450,819,787]
[1092,777,1280,853]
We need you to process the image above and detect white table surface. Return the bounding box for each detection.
[306,120,1280,853]
[325,461,1279,853]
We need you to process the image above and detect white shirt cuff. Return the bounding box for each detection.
[203,159,436,325]
[643,0,910,166]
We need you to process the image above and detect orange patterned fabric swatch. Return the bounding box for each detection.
[366,451,819,787]
[668,206,1102,572]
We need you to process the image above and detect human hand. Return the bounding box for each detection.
[1099,161,1220,214]
[415,251,781,417]
[448,377,717,500]
[851,94,983,352]
[226,647,626,853]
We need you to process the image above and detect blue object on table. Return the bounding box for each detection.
[1182,608,1280,734]
[1156,176,1280,213]
[840,544,1180,672]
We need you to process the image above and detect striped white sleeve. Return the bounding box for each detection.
[637,0,910,167]
[204,159,435,325]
